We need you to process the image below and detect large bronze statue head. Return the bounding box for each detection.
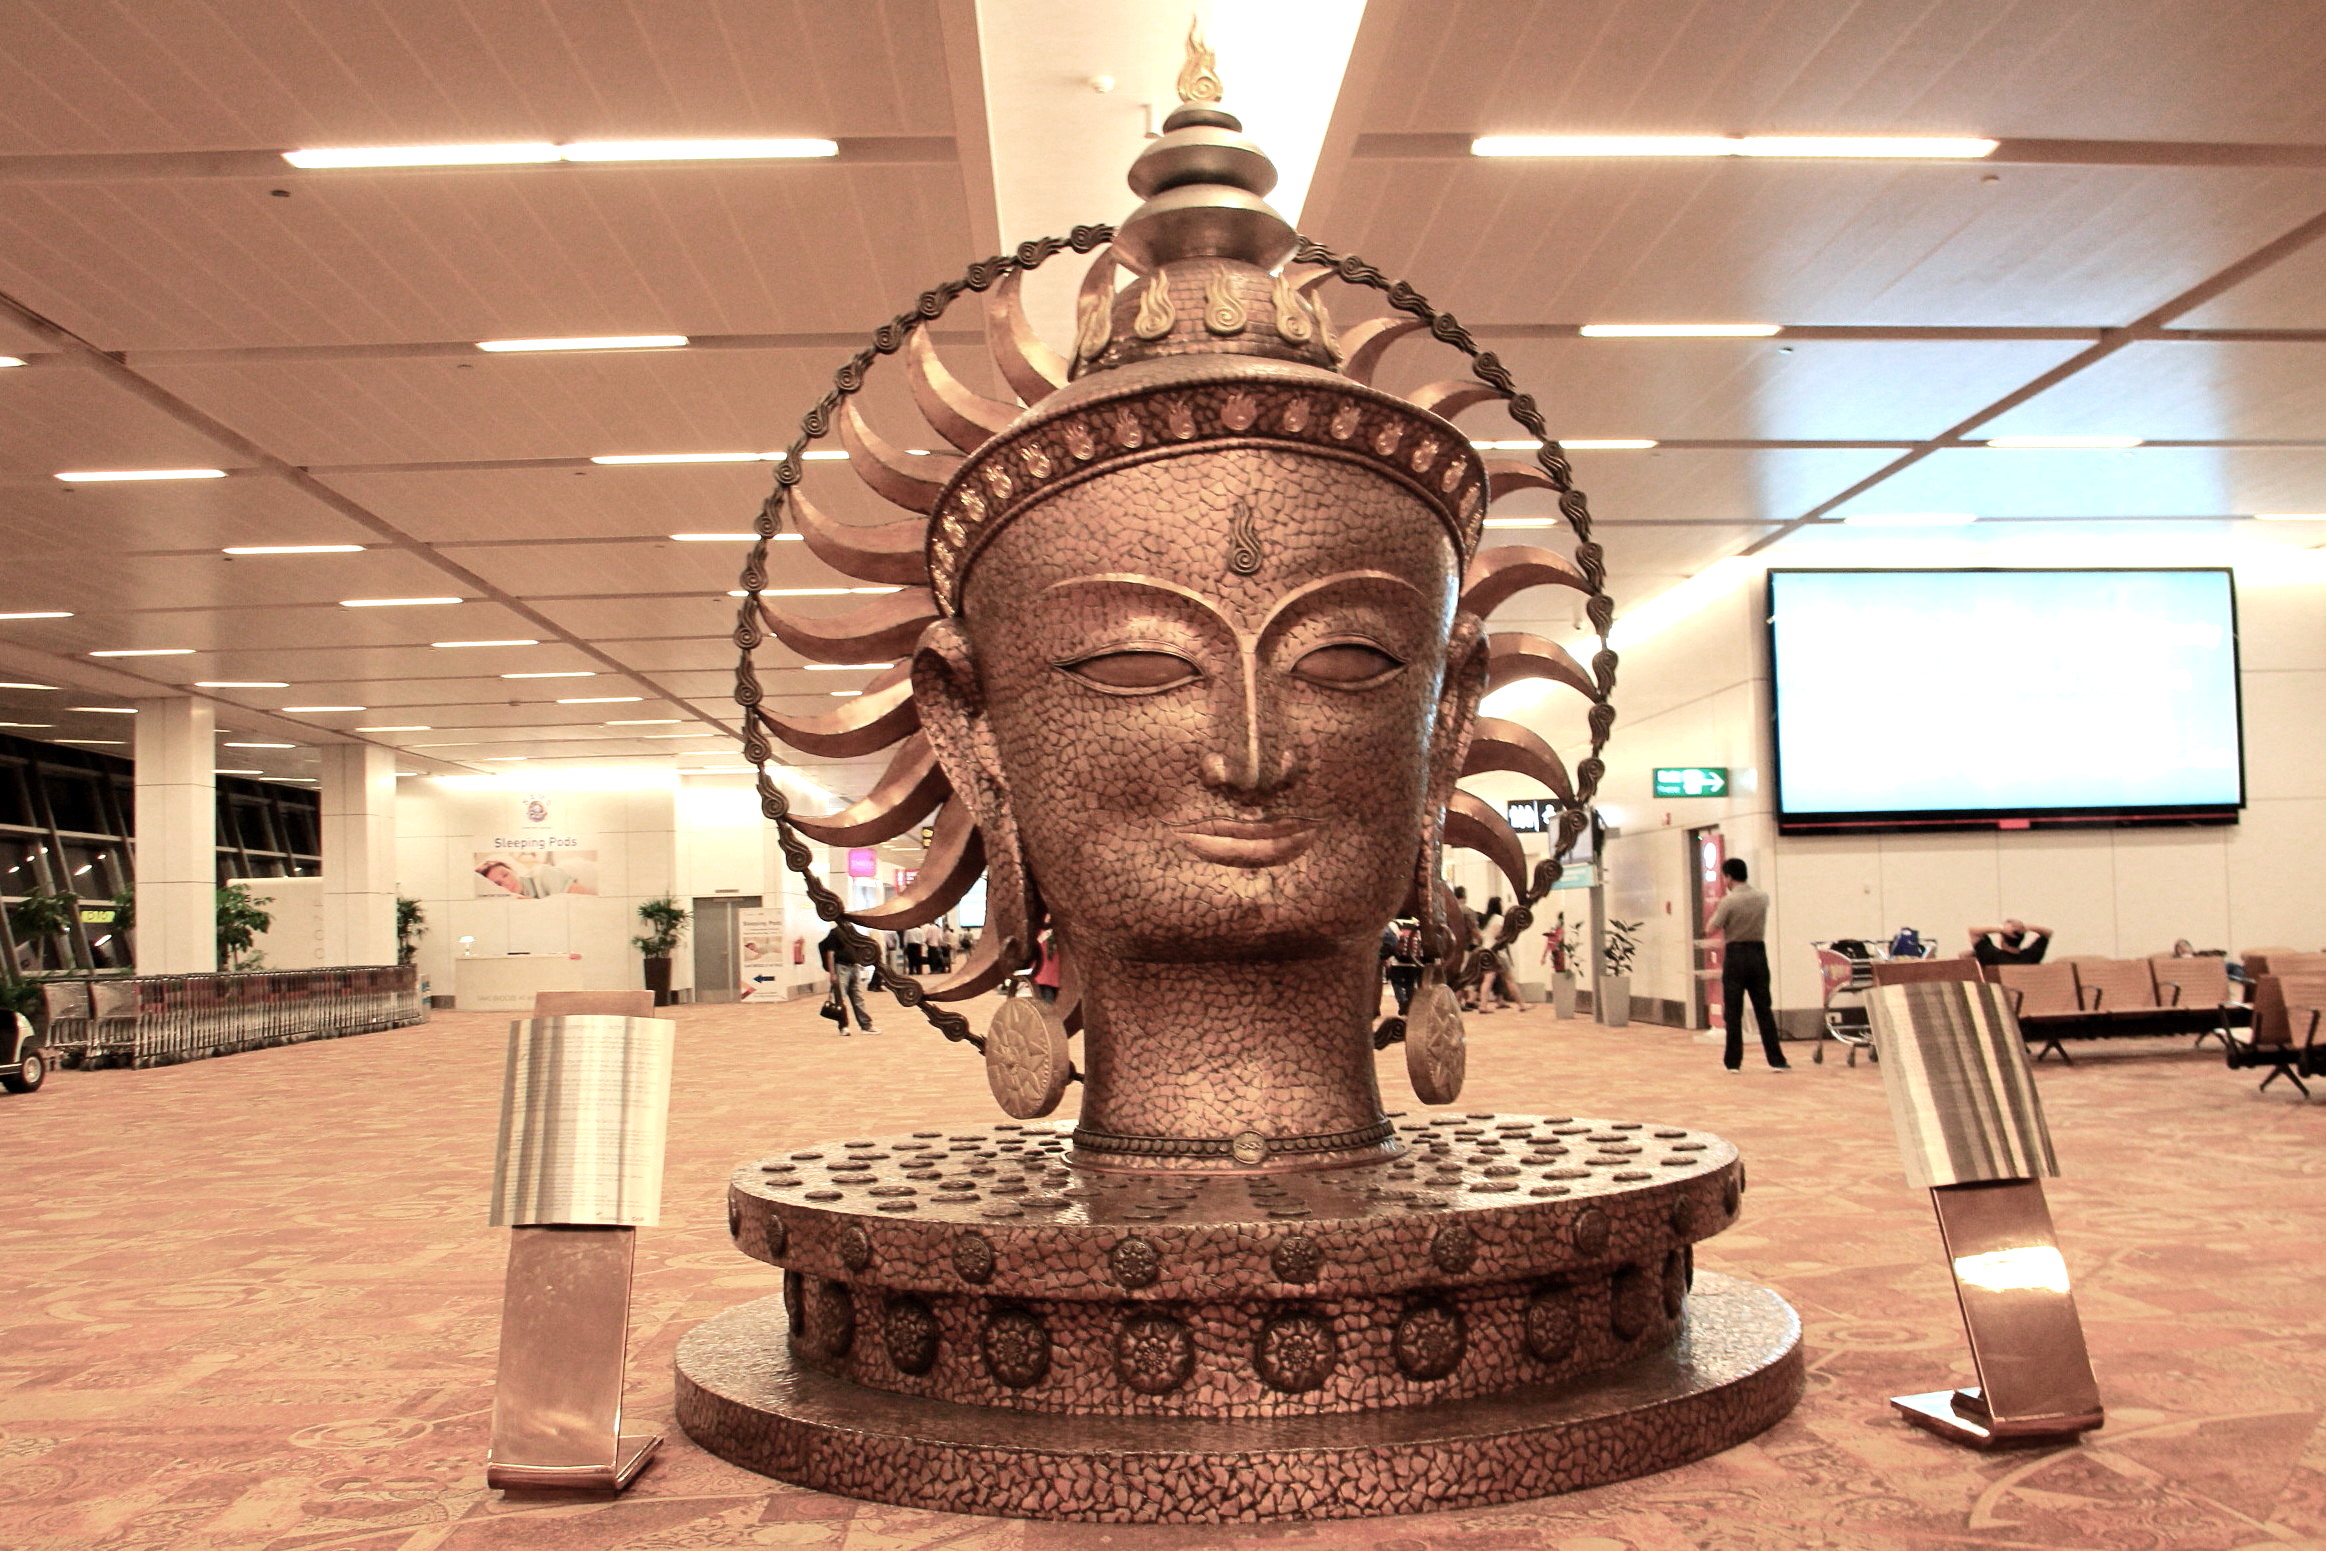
[748,83,1608,1174]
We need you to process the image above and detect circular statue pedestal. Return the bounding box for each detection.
[676,1113,1802,1522]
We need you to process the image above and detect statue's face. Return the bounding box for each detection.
[944,445,1471,962]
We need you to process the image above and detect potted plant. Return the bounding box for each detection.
[396,897,427,965]
[1600,917,1643,1028]
[216,884,273,971]
[632,896,689,1006]
[1543,912,1577,1018]
[7,887,77,972]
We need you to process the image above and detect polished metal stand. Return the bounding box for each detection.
[486,1225,661,1490]
[1890,1178,2103,1449]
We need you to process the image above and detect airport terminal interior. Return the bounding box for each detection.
[3,2,2325,1547]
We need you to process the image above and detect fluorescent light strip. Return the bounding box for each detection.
[0,722,52,728]
[54,738,125,744]
[594,453,765,465]
[54,468,226,482]
[829,690,863,698]
[1578,323,1781,338]
[1472,135,1996,159]
[1469,439,1658,451]
[1982,435,2145,449]
[69,706,137,713]
[285,139,837,170]
[0,611,71,620]
[222,544,365,555]
[340,596,462,607]
[90,648,192,657]
[281,705,365,713]
[214,768,265,775]
[0,357,24,368]
[433,639,537,648]
[1841,512,1978,527]
[475,335,686,353]
[731,586,902,598]
[223,741,295,749]
[1482,517,1557,529]
[195,680,289,688]
[0,682,57,691]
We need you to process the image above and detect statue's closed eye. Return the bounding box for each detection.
[1059,650,1200,692]
[1291,642,1403,687]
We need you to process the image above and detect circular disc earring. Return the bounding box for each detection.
[1404,968,1468,1105]
[985,995,1073,1118]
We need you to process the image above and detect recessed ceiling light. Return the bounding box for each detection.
[0,722,53,728]
[432,639,538,648]
[1471,135,1996,159]
[673,532,762,541]
[474,335,687,353]
[593,452,766,466]
[194,680,291,688]
[502,671,595,679]
[340,596,462,608]
[283,142,562,169]
[829,689,864,697]
[1482,517,1557,529]
[281,705,365,713]
[221,544,367,556]
[67,706,138,714]
[2254,512,2326,521]
[0,357,24,368]
[0,610,71,620]
[54,467,227,482]
[560,138,838,162]
[606,718,681,725]
[1578,323,1782,338]
[800,450,850,462]
[214,768,265,775]
[89,647,194,657]
[803,663,891,671]
[54,738,126,745]
[223,741,296,748]
[1982,435,2144,449]
[356,725,431,732]
[1842,512,1979,527]
[557,696,643,704]
[0,682,57,691]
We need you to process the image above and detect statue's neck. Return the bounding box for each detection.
[1065,940,1395,1173]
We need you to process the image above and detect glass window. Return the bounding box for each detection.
[0,765,34,827]
[1,838,52,895]
[278,803,319,857]
[58,842,124,898]
[42,769,107,834]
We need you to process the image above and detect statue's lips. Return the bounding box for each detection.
[1170,817,1319,868]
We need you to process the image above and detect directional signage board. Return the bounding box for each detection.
[1653,766,1730,798]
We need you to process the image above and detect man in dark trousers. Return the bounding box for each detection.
[1708,857,1790,1072]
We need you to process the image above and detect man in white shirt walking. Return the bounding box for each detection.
[1708,857,1790,1072]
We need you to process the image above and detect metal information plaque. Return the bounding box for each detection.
[491,1014,674,1228]
[487,1013,675,1491]
[1868,982,2102,1448]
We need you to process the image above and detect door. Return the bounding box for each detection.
[1687,828,1727,1031]
[690,896,761,1004]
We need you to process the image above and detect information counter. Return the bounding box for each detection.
[455,955,588,1012]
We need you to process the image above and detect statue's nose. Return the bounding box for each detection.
[1197,655,1304,796]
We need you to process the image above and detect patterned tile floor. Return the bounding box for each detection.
[3,993,2323,1550]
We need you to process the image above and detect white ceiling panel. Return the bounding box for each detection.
[1484,447,1903,525]
[1981,341,2326,442]
[0,473,371,557]
[1821,446,2326,518]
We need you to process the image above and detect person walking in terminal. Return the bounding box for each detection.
[1708,857,1790,1072]
[1968,919,2053,966]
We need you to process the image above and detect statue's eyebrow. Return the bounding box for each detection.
[1257,571,1436,641]
[1035,574,1240,631]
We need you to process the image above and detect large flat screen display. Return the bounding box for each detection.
[1768,568,2243,833]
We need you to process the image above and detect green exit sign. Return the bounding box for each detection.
[1653,766,1729,798]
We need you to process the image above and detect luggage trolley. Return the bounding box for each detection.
[1810,931,1935,1065]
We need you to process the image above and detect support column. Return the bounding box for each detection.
[133,697,217,974]
[320,744,398,966]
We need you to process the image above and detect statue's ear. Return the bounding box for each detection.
[1414,613,1488,958]
[912,620,1041,975]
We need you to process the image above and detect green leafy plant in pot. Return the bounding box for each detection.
[216,884,273,971]
[632,896,689,1006]
[396,897,427,966]
[1600,917,1644,1028]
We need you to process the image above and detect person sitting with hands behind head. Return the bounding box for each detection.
[1968,918,2052,966]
